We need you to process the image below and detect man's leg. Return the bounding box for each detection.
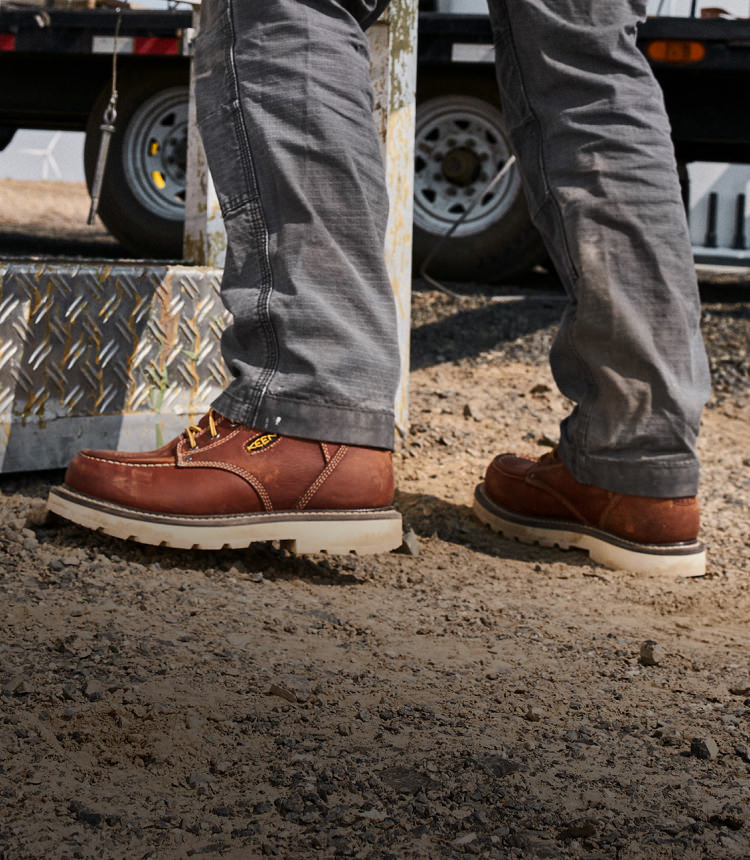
[196,0,398,448]
[47,0,403,554]
[474,0,711,573]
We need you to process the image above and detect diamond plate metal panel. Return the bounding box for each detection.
[0,262,229,472]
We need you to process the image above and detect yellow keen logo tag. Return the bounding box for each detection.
[246,433,279,453]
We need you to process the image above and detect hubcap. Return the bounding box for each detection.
[122,86,189,222]
[414,96,520,238]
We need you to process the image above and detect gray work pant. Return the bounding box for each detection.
[195,0,711,498]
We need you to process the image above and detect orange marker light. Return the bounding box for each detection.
[647,40,706,64]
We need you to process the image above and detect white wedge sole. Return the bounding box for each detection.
[473,483,706,577]
[47,485,403,555]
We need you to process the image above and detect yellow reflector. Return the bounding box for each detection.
[647,40,706,64]
[151,171,166,189]
[149,140,159,155]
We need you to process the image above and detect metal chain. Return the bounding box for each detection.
[108,7,121,118]
[87,8,122,225]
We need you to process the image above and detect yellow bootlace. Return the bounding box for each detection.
[538,445,558,463]
[184,408,219,450]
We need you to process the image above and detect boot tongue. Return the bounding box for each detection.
[195,409,232,431]
[537,447,559,465]
[191,409,241,439]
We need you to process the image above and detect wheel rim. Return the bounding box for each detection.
[413,96,520,238]
[122,87,188,222]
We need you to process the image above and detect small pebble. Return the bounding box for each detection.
[463,401,484,421]
[524,705,543,722]
[188,772,212,788]
[657,726,682,747]
[210,756,230,775]
[452,832,477,846]
[639,640,663,666]
[398,529,420,557]
[84,680,106,702]
[24,503,51,528]
[559,818,597,840]
[691,736,719,760]
[267,684,297,704]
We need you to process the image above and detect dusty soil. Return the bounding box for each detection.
[1,182,750,859]
[0,180,128,259]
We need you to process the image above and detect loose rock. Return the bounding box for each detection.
[728,680,750,696]
[24,503,51,528]
[267,683,297,704]
[453,832,477,846]
[691,736,719,760]
[559,818,597,840]
[463,400,485,421]
[3,674,30,696]
[398,528,420,557]
[83,679,105,702]
[639,640,663,666]
[379,766,437,795]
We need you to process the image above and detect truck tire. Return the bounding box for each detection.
[413,94,546,283]
[85,69,188,258]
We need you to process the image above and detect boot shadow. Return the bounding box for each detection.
[395,489,594,569]
[36,512,365,586]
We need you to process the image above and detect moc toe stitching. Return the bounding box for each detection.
[80,453,174,468]
[50,410,403,554]
[180,457,273,511]
[60,417,396,527]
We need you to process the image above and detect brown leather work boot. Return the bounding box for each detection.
[47,410,402,554]
[473,450,705,576]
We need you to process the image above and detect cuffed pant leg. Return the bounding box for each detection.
[487,0,711,497]
[194,0,398,449]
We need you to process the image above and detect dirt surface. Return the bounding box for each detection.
[0,180,130,259]
[1,182,750,859]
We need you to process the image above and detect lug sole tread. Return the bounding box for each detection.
[47,486,403,555]
[473,483,706,577]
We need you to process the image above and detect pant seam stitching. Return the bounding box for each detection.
[498,12,595,457]
[226,0,279,419]
[500,18,579,285]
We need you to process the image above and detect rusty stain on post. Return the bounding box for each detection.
[369,0,418,436]
[183,7,226,269]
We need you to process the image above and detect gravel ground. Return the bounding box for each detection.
[1,183,750,859]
